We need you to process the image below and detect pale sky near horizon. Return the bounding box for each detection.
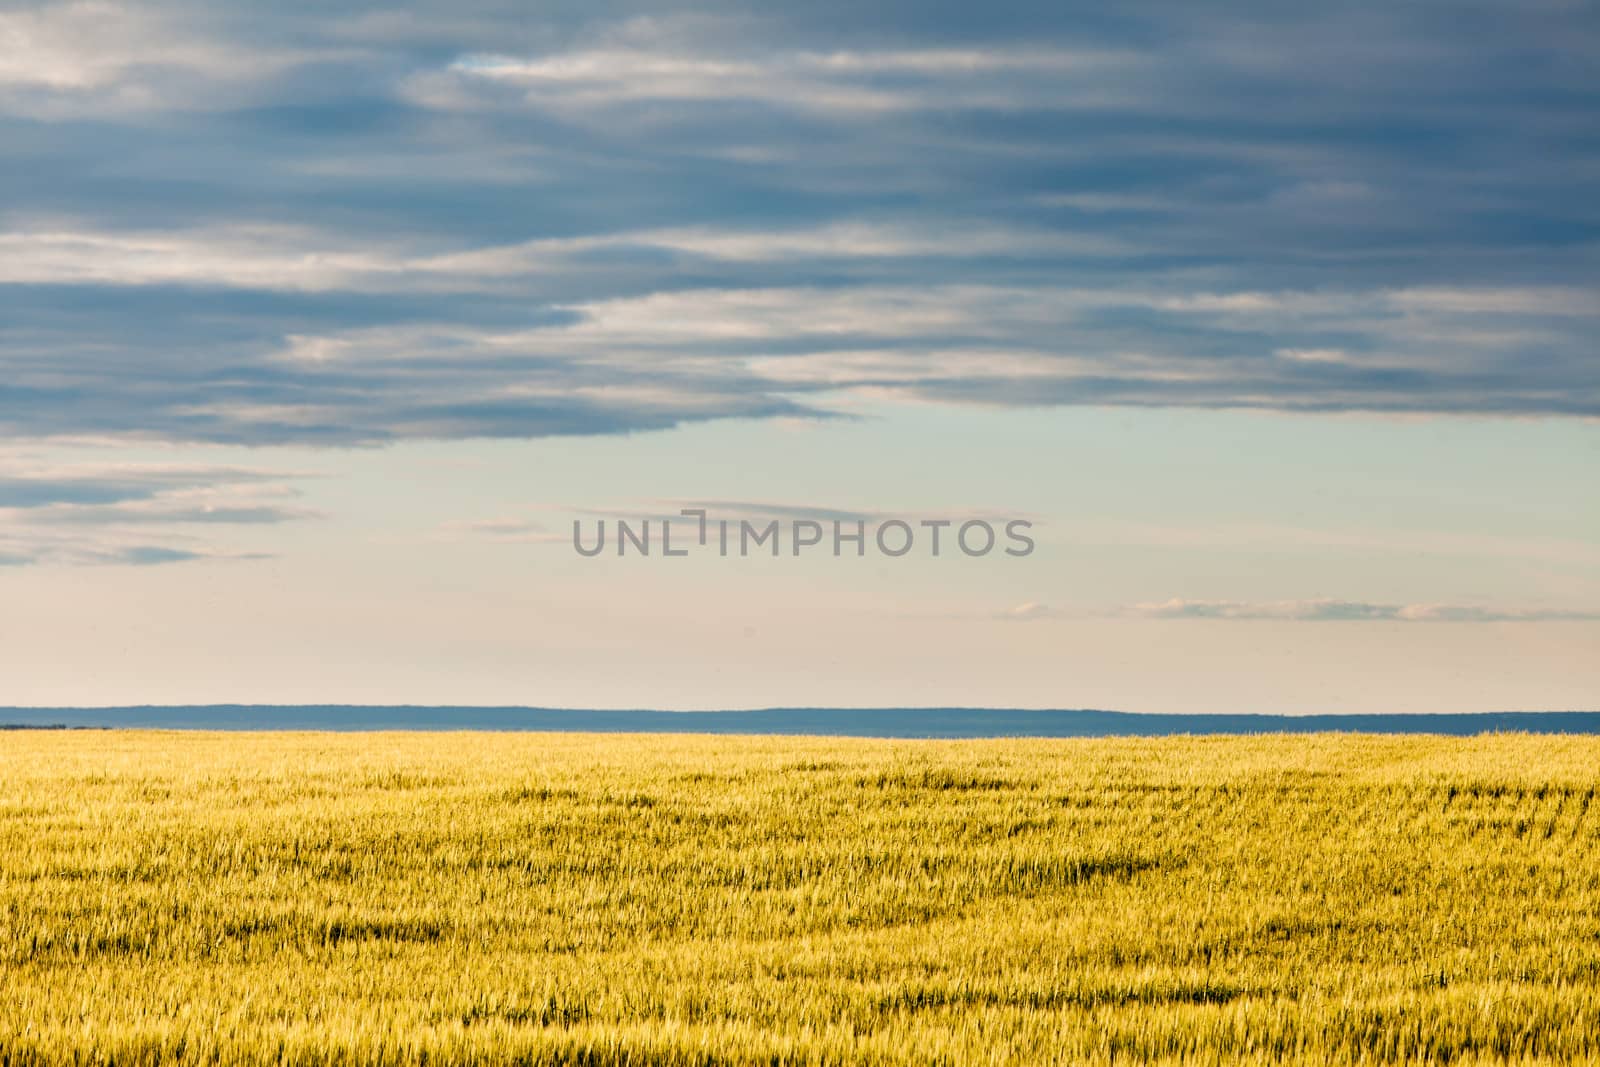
[1,0,1596,712]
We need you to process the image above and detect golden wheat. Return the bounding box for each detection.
[1,731,1597,1065]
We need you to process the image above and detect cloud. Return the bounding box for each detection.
[996,601,1053,621]
[433,517,557,544]
[0,220,1126,291]
[0,2,332,118]
[0,462,298,508]
[6,271,1597,449]
[0,458,315,565]
[422,42,1139,119]
[0,0,1596,446]
[113,546,206,566]
[440,499,1029,546]
[1125,599,1600,623]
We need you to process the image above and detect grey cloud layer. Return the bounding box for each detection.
[2,0,1597,445]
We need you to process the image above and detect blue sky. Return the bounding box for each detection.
[0,0,1596,710]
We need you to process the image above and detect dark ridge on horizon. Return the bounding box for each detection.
[1,706,1598,736]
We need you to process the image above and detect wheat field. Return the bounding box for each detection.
[1,730,1597,1065]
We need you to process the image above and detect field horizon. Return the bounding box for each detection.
[4,706,1599,736]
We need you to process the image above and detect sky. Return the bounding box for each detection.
[0,0,1596,712]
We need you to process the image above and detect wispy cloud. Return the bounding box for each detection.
[996,601,1053,622]
[0,458,316,565]
[438,500,1032,546]
[1124,599,1600,623]
[425,42,1140,118]
[433,516,557,545]
[0,2,333,117]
